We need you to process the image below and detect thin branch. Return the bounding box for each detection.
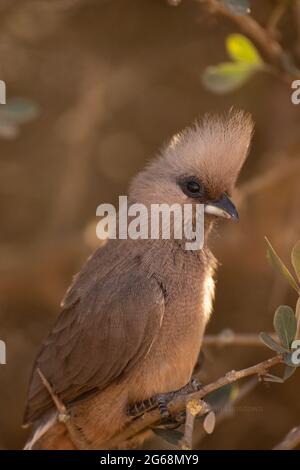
[203,331,275,347]
[37,368,87,450]
[37,368,67,418]
[266,1,287,38]
[198,0,300,80]
[273,425,300,450]
[105,354,283,448]
[181,399,210,449]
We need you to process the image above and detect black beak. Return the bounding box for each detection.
[204,193,239,221]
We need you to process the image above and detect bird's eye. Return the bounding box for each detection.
[179,178,204,198]
[186,181,201,194]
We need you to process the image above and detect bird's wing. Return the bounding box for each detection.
[24,242,165,424]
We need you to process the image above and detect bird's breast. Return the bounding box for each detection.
[130,258,215,400]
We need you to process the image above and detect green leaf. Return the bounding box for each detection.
[259,332,289,353]
[221,0,251,15]
[265,237,299,294]
[283,365,296,381]
[291,241,300,282]
[152,428,183,446]
[201,32,264,95]
[273,305,297,349]
[226,34,263,65]
[201,62,255,94]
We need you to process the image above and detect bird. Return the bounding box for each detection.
[23,110,254,449]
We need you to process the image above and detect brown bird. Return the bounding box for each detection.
[24,110,253,449]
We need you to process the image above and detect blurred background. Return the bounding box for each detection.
[0,0,300,450]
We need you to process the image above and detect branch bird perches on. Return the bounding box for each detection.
[38,355,284,449]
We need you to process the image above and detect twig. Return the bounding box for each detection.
[181,399,210,449]
[198,0,300,80]
[37,368,67,418]
[203,331,275,347]
[267,1,287,38]
[37,368,87,449]
[273,425,300,450]
[105,354,283,448]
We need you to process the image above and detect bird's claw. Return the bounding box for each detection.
[127,396,158,417]
[156,377,202,419]
[127,377,202,419]
[180,377,202,394]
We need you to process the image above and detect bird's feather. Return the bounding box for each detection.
[24,240,165,424]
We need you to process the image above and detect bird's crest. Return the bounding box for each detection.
[164,109,254,196]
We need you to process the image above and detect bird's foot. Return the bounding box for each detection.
[127,396,158,418]
[177,377,202,395]
[127,378,202,419]
[156,378,202,419]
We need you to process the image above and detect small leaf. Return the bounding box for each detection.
[283,365,296,381]
[259,332,289,353]
[226,34,263,65]
[201,62,255,94]
[152,428,183,446]
[291,240,300,282]
[203,411,216,434]
[265,237,300,294]
[274,305,297,349]
[201,33,264,95]
[263,373,284,383]
[221,0,251,15]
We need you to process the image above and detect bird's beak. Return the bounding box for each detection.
[204,193,239,221]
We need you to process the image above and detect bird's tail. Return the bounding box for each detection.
[24,412,76,450]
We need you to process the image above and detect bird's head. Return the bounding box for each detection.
[130,110,254,225]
